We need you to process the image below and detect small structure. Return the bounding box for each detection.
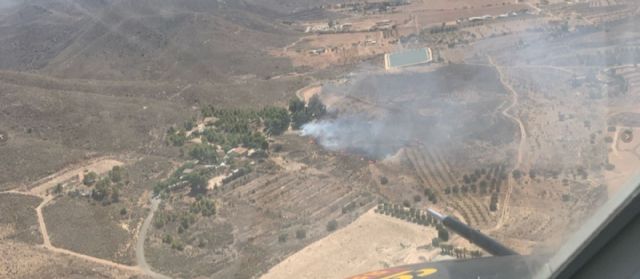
[228,147,248,156]
[384,48,433,70]
[309,47,327,55]
[469,15,492,22]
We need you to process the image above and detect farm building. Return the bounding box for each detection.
[384,48,432,70]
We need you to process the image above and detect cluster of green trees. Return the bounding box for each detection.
[289,95,326,129]
[166,126,187,147]
[190,195,216,217]
[260,107,290,136]
[189,144,218,164]
[153,169,181,195]
[458,165,507,196]
[186,173,207,195]
[153,161,220,196]
[162,234,184,251]
[376,203,454,242]
[195,97,326,151]
[423,188,438,203]
[198,107,269,150]
[81,166,125,204]
[277,228,308,243]
[154,209,197,235]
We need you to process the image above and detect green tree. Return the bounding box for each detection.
[187,173,207,195]
[184,120,195,131]
[92,178,111,201]
[111,188,120,203]
[288,98,305,113]
[109,166,123,183]
[189,144,218,164]
[307,95,326,119]
[489,193,499,211]
[438,227,450,241]
[479,180,488,193]
[261,107,290,135]
[83,172,98,186]
[291,110,312,130]
[167,130,187,146]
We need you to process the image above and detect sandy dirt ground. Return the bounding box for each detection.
[0,241,145,279]
[207,174,225,190]
[260,209,439,279]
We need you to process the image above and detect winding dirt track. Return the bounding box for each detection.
[136,197,171,279]
[1,158,170,278]
[488,56,528,231]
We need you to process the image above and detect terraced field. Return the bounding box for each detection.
[404,146,497,229]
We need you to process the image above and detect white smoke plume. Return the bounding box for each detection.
[300,113,414,158]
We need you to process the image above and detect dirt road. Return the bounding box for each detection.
[29,159,123,196]
[0,158,158,275]
[489,56,528,230]
[136,197,171,279]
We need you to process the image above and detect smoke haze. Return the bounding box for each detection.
[299,65,517,160]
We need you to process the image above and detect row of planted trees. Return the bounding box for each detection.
[375,202,483,259]
[432,240,483,259]
[375,202,439,228]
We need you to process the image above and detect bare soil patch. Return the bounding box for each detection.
[260,209,438,279]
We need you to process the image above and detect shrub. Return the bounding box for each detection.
[326,220,338,232]
[53,183,63,194]
[512,169,522,180]
[295,229,306,239]
[402,200,411,208]
[163,234,173,244]
[278,233,288,243]
[379,176,389,185]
